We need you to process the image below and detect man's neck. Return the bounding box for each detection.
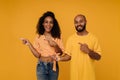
[77,30,88,36]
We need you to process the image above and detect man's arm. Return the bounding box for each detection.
[79,43,101,60]
[88,50,101,60]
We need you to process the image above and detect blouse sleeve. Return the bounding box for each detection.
[56,38,65,53]
[33,35,40,53]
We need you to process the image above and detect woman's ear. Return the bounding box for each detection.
[42,23,44,26]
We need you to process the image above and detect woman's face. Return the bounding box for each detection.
[43,16,54,33]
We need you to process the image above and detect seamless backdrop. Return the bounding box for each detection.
[0,0,120,80]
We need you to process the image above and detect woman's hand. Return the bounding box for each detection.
[50,53,61,61]
[45,36,57,47]
[20,38,31,46]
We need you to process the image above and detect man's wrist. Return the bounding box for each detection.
[87,49,92,54]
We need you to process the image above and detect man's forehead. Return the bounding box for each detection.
[74,14,86,21]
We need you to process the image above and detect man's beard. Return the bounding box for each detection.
[75,24,86,32]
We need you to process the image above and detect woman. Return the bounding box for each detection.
[20,11,65,80]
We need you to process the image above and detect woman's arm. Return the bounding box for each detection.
[45,36,63,55]
[20,38,40,58]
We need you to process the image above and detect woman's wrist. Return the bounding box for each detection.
[57,56,61,61]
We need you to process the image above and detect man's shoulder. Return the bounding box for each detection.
[68,33,76,39]
[88,32,99,41]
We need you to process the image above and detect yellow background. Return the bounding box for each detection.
[0,0,120,80]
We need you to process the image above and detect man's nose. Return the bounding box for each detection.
[77,22,81,25]
[77,22,82,26]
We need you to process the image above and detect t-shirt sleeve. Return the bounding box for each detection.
[65,38,72,56]
[93,38,102,55]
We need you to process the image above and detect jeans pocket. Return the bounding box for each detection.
[37,62,47,75]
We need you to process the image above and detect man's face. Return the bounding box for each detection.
[74,15,86,32]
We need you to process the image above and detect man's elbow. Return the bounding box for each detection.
[67,55,71,61]
[96,55,101,60]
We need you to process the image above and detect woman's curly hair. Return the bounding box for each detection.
[36,11,61,39]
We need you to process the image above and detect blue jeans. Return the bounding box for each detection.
[36,61,59,80]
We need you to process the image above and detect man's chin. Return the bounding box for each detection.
[76,25,86,32]
[76,29,85,32]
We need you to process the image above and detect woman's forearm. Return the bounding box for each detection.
[28,43,40,58]
[54,45,63,55]
[59,54,71,61]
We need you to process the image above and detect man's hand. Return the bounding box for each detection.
[78,43,90,54]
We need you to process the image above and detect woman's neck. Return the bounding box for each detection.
[44,32,51,36]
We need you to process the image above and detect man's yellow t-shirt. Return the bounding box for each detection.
[65,33,101,80]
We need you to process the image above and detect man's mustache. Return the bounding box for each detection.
[76,25,83,27]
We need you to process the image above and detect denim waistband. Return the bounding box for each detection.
[39,56,54,63]
[37,60,58,71]
[38,60,53,65]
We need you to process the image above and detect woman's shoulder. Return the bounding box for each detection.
[35,34,44,40]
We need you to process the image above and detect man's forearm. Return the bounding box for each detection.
[88,50,101,60]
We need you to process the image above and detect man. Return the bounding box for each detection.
[65,14,101,80]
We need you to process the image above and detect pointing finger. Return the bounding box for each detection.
[78,42,82,45]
